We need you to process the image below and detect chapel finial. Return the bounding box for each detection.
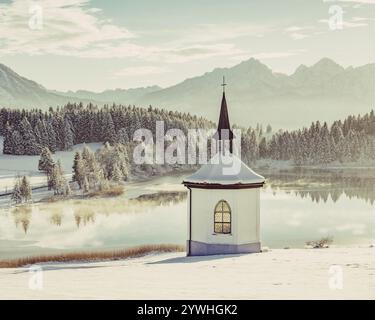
[221,76,227,93]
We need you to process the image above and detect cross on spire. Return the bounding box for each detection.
[221,76,227,93]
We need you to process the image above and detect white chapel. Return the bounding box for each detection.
[183,81,265,256]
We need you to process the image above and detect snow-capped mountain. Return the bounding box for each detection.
[0,64,160,109]
[1,58,375,129]
[56,86,161,105]
[136,58,375,129]
[0,63,81,108]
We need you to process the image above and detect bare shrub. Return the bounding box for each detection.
[306,236,333,249]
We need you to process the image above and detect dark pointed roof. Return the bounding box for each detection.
[213,92,234,140]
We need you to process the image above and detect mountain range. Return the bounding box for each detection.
[1,58,374,129]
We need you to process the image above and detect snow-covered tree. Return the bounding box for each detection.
[38,147,55,174]
[11,178,22,204]
[111,163,123,182]
[72,151,84,188]
[11,130,24,155]
[63,118,74,150]
[49,161,69,196]
[101,112,116,144]
[20,176,32,202]
[19,117,39,155]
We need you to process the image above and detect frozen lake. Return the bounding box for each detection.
[1,169,375,259]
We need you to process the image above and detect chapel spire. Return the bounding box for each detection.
[213,77,234,152]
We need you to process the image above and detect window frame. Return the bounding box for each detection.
[213,200,232,235]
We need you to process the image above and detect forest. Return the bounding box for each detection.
[0,103,375,166]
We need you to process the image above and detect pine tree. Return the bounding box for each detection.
[34,119,49,148]
[81,144,103,190]
[49,161,69,196]
[116,127,129,145]
[38,147,55,174]
[72,151,84,188]
[63,118,74,150]
[64,182,72,196]
[82,144,95,166]
[259,137,267,158]
[11,178,23,204]
[11,130,24,155]
[83,176,90,193]
[19,117,39,155]
[20,176,32,202]
[51,114,65,150]
[112,163,123,182]
[46,120,57,152]
[102,112,116,144]
[3,122,14,154]
[96,142,112,179]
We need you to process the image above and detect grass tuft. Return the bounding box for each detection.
[86,185,125,198]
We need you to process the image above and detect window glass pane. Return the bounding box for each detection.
[222,201,230,212]
[214,212,222,222]
[215,202,222,212]
[222,223,231,234]
[223,212,231,222]
[214,223,223,233]
[214,201,231,234]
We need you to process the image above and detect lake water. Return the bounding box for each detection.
[1,169,375,259]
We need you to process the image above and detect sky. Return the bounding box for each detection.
[0,0,374,92]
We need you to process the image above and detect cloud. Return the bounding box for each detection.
[113,66,170,78]
[318,18,369,28]
[0,0,136,56]
[157,43,244,63]
[285,26,306,32]
[180,23,272,43]
[284,25,314,40]
[0,1,252,63]
[336,0,375,4]
[319,223,367,236]
[228,49,306,65]
[252,50,306,59]
[335,223,366,235]
[352,16,371,21]
[290,33,309,40]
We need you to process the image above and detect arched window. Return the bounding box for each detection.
[214,200,231,234]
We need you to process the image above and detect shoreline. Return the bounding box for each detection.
[0,244,184,268]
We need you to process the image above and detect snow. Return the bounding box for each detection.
[1,247,374,299]
[0,138,103,193]
[183,152,265,185]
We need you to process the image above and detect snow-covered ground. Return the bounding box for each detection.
[1,247,374,299]
[0,139,103,194]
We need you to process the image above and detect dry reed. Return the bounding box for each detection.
[0,244,185,268]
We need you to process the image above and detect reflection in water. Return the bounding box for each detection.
[49,208,63,227]
[130,191,187,206]
[74,207,95,228]
[265,168,375,205]
[71,191,187,229]
[8,191,187,232]
[1,170,375,258]
[50,213,62,226]
[12,206,32,234]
